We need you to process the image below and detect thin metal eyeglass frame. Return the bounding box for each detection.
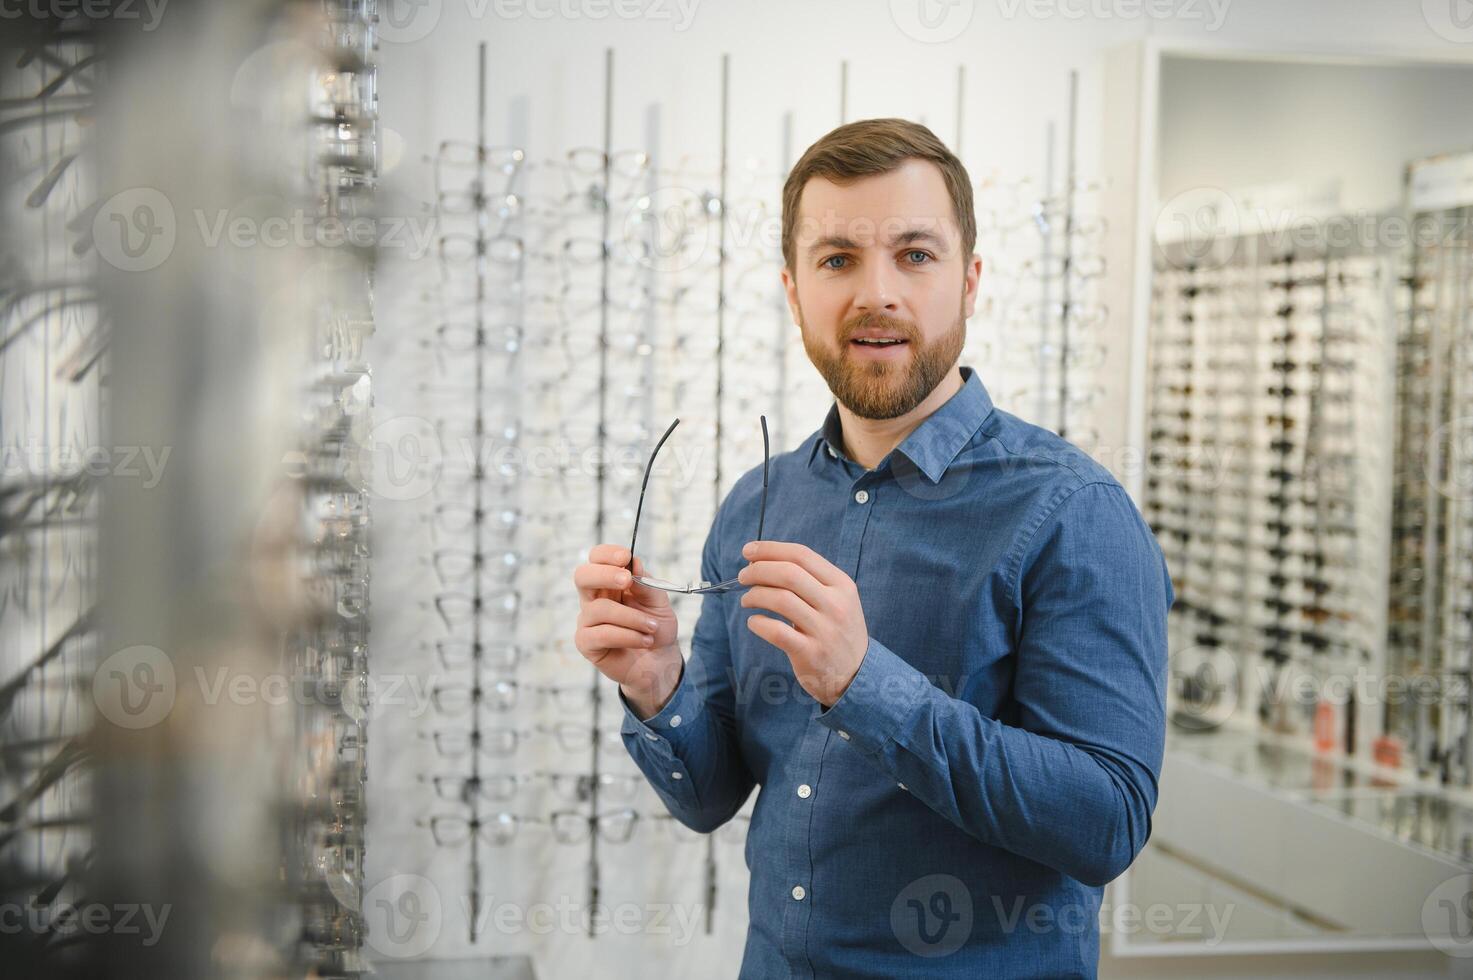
[626,415,767,594]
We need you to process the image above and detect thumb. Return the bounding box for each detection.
[627,554,672,609]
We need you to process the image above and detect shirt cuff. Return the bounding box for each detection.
[617,661,700,750]
[815,635,930,755]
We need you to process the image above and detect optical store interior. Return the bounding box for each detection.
[11,1,1473,978]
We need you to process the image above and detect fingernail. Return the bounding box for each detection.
[620,572,632,586]
[645,618,658,632]
[643,634,654,645]
[742,541,756,557]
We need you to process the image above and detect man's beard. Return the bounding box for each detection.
[800,306,965,420]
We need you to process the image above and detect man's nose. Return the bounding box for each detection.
[853,256,901,314]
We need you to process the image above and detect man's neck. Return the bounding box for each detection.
[834,365,965,471]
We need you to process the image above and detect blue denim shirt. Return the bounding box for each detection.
[620,366,1173,979]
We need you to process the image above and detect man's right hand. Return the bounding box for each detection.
[572,545,683,720]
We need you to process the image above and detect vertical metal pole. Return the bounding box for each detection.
[467,38,489,943]
[704,51,732,937]
[955,65,965,156]
[839,60,848,125]
[1057,69,1078,440]
[588,45,615,935]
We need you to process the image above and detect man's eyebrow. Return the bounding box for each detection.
[891,227,948,249]
[804,226,951,255]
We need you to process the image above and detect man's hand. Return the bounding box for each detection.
[736,540,868,707]
[572,545,683,719]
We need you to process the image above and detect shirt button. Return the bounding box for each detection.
[897,782,907,791]
[837,730,850,740]
[645,733,659,741]
[797,784,812,799]
[854,490,869,504]
[669,714,682,728]
[671,771,683,780]
[791,885,806,901]
[826,444,837,458]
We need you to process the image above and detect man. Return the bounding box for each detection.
[571,118,1172,978]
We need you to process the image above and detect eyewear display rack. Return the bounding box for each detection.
[1389,153,1473,785]
[0,2,383,977]
[1146,213,1396,754]
[0,13,105,978]
[409,45,788,943]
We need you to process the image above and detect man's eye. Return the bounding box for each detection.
[821,255,849,271]
[905,250,931,265]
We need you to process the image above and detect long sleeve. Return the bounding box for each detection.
[618,500,757,833]
[814,481,1173,887]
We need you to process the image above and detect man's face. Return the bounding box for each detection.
[781,158,982,420]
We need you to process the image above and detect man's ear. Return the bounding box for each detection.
[781,264,802,328]
[962,253,983,320]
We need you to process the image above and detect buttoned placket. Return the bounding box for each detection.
[780,447,881,978]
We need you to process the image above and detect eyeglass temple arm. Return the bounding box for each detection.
[757,415,768,542]
[628,415,769,576]
[628,417,681,574]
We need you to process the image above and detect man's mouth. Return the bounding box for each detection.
[848,335,911,357]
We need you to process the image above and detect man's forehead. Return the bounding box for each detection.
[793,160,958,249]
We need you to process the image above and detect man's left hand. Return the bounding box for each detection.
[737,540,868,707]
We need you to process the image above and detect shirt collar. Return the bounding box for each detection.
[807,365,995,483]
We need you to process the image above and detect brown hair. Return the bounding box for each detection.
[780,117,975,272]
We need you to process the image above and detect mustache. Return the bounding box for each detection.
[840,313,919,342]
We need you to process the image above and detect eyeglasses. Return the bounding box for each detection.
[626,416,768,594]
[549,807,639,845]
[420,812,543,846]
